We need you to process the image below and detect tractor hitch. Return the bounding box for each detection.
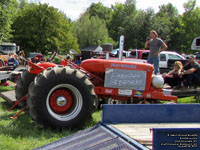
[10,106,27,119]
[8,95,27,119]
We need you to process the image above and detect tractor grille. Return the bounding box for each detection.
[35,124,139,150]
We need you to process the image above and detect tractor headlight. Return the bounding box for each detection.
[152,75,164,89]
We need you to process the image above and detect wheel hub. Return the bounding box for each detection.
[49,89,73,114]
[57,96,67,106]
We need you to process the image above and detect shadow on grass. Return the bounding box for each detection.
[0,100,12,110]
[0,103,99,141]
[0,98,77,140]
[0,112,77,139]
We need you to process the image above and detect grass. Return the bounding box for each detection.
[0,85,101,150]
[178,96,200,103]
[0,85,199,149]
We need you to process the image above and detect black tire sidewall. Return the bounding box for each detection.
[15,70,36,107]
[28,67,95,129]
[0,59,5,67]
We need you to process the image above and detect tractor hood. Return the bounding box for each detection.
[81,59,153,73]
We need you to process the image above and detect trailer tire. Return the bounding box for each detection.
[27,66,97,129]
[0,59,5,67]
[15,70,36,108]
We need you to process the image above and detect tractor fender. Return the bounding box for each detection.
[29,62,57,74]
[37,62,57,70]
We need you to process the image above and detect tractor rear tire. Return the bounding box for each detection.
[15,70,36,108]
[27,66,97,129]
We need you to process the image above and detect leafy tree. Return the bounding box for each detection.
[184,0,196,12]
[179,0,200,52]
[155,4,184,52]
[0,0,18,42]
[12,3,79,54]
[147,3,184,53]
[120,0,138,49]
[152,4,177,40]
[87,2,112,26]
[109,0,138,49]
[73,13,114,49]
[18,0,29,10]
[157,3,179,18]
[109,3,125,43]
[129,9,155,49]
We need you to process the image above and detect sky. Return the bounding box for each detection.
[39,0,200,21]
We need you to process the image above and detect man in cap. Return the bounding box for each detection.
[181,55,200,88]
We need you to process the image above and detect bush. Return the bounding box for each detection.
[53,56,61,64]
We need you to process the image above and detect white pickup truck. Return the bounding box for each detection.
[159,51,186,69]
[124,49,187,73]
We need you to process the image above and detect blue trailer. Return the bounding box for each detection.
[35,104,200,150]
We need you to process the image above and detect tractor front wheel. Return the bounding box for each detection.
[27,66,97,129]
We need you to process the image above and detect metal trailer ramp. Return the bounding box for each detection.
[34,123,146,150]
[35,104,200,150]
[0,90,16,105]
[102,104,200,149]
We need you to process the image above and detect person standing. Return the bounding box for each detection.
[145,30,168,74]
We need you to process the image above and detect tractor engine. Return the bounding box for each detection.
[81,58,172,103]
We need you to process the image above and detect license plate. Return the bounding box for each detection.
[118,89,132,96]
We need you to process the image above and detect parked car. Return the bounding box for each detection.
[109,48,128,57]
[124,49,186,73]
[191,36,200,50]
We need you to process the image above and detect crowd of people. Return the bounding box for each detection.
[145,29,200,89]
[163,55,200,89]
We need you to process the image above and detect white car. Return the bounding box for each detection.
[123,50,186,73]
[159,51,186,69]
[109,48,128,57]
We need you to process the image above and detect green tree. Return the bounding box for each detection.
[147,3,184,53]
[184,0,196,12]
[109,0,137,49]
[109,3,125,43]
[152,4,177,41]
[74,13,113,48]
[87,2,112,26]
[12,3,79,54]
[129,9,155,49]
[18,0,29,10]
[0,0,18,42]
[180,0,200,52]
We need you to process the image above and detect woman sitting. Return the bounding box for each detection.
[162,61,183,89]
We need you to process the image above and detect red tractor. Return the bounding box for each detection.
[13,44,177,129]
